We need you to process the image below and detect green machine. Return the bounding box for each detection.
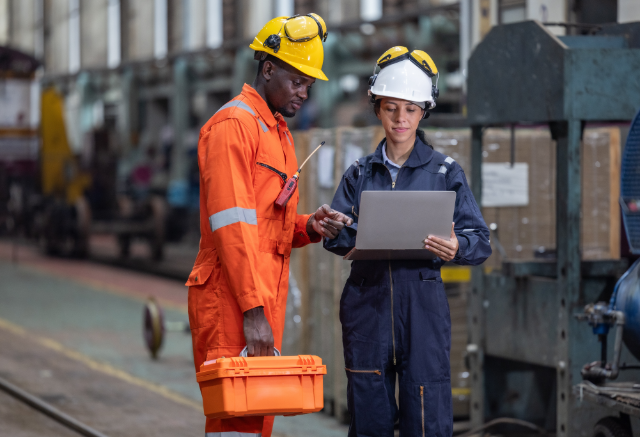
[466,21,640,436]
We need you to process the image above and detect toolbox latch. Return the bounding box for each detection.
[298,355,318,372]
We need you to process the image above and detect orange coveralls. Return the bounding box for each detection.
[186,84,320,436]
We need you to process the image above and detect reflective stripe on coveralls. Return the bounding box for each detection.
[206,433,262,437]
[215,99,269,132]
[209,207,258,232]
[324,137,491,437]
[187,84,321,437]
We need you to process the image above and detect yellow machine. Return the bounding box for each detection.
[36,86,166,259]
[35,87,92,256]
[40,87,91,204]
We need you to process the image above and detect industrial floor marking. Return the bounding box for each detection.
[0,242,188,313]
[0,317,200,411]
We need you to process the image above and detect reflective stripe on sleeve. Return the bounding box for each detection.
[462,229,475,232]
[209,207,258,232]
[216,100,256,116]
[216,100,268,133]
[445,156,455,164]
[438,165,447,174]
[205,433,262,437]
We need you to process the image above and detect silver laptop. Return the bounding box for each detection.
[344,191,456,260]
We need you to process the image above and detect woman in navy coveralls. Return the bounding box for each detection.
[323,47,492,436]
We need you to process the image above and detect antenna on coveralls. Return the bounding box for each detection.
[275,141,325,208]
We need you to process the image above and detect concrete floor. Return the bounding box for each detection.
[0,388,80,437]
[0,242,349,437]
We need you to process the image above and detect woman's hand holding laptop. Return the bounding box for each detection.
[424,222,459,261]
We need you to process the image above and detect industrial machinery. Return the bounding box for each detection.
[142,298,189,359]
[37,87,92,256]
[0,46,40,238]
[34,87,167,259]
[466,21,640,436]
[571,109,640,437]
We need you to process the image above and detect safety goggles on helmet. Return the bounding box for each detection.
[376,46,438,77]
[263,13,328,54]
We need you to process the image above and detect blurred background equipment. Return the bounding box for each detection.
[466,20,640,437]
[37,86,92,256]
[572,108,640,437]
[0,46,40,242]
[36,86,167,259]
[143,297,189,359]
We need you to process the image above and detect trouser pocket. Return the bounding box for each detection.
[345,369,394,437]
[345,368,381,375]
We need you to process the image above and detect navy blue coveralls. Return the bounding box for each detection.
[324,137,491,437]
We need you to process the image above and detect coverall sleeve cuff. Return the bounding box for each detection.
[236,294,265,314]
[296,213,322,244]
[454,234,469,262]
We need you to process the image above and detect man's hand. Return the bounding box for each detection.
[424,222,459,262]
[243,307,275,357]
[307,204,354,239]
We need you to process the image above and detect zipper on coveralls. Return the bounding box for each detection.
[384,163,403,366]
[420,386,425,437]
[345,368,382,375]
[256,162,288,183]
[389,262,396,365]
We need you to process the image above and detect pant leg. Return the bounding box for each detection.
[262,417,274,436]
[395,276,452,437]
[188,246,290,437]
[340,276,397,437]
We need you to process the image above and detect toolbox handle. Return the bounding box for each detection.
[196,366,328,382]
[239,346,281,357]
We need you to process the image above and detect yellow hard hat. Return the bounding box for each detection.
[249,14,328,81]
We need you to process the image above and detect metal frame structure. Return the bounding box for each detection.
[39,3,462,191]
[466,21,640,435]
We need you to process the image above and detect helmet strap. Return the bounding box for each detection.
[254,51,268,61]
[431,72,440,103]
[368,74,378,87]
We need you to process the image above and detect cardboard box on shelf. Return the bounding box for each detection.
[424,126,621,268]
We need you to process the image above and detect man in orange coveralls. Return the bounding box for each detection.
[186,14,352,437]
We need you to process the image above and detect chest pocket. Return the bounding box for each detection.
[256,162,287,185]
[254,161,287,220]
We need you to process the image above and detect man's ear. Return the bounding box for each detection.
[262,60,277,81]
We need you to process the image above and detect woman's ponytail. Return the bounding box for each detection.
[416,128,433,149]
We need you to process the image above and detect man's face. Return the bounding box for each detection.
[263,61,315,118]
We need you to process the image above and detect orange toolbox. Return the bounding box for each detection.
[196,354,326,419]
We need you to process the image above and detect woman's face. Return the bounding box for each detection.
[376,98,423,145]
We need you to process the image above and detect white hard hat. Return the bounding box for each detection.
[368,46,439,110]
[369,59,437,109]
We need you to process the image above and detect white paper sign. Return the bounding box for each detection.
[317,146,335,188]
[0,79,32,128]
[482,163,529,207]
[343,144,364,172]
[0,137,39,160]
